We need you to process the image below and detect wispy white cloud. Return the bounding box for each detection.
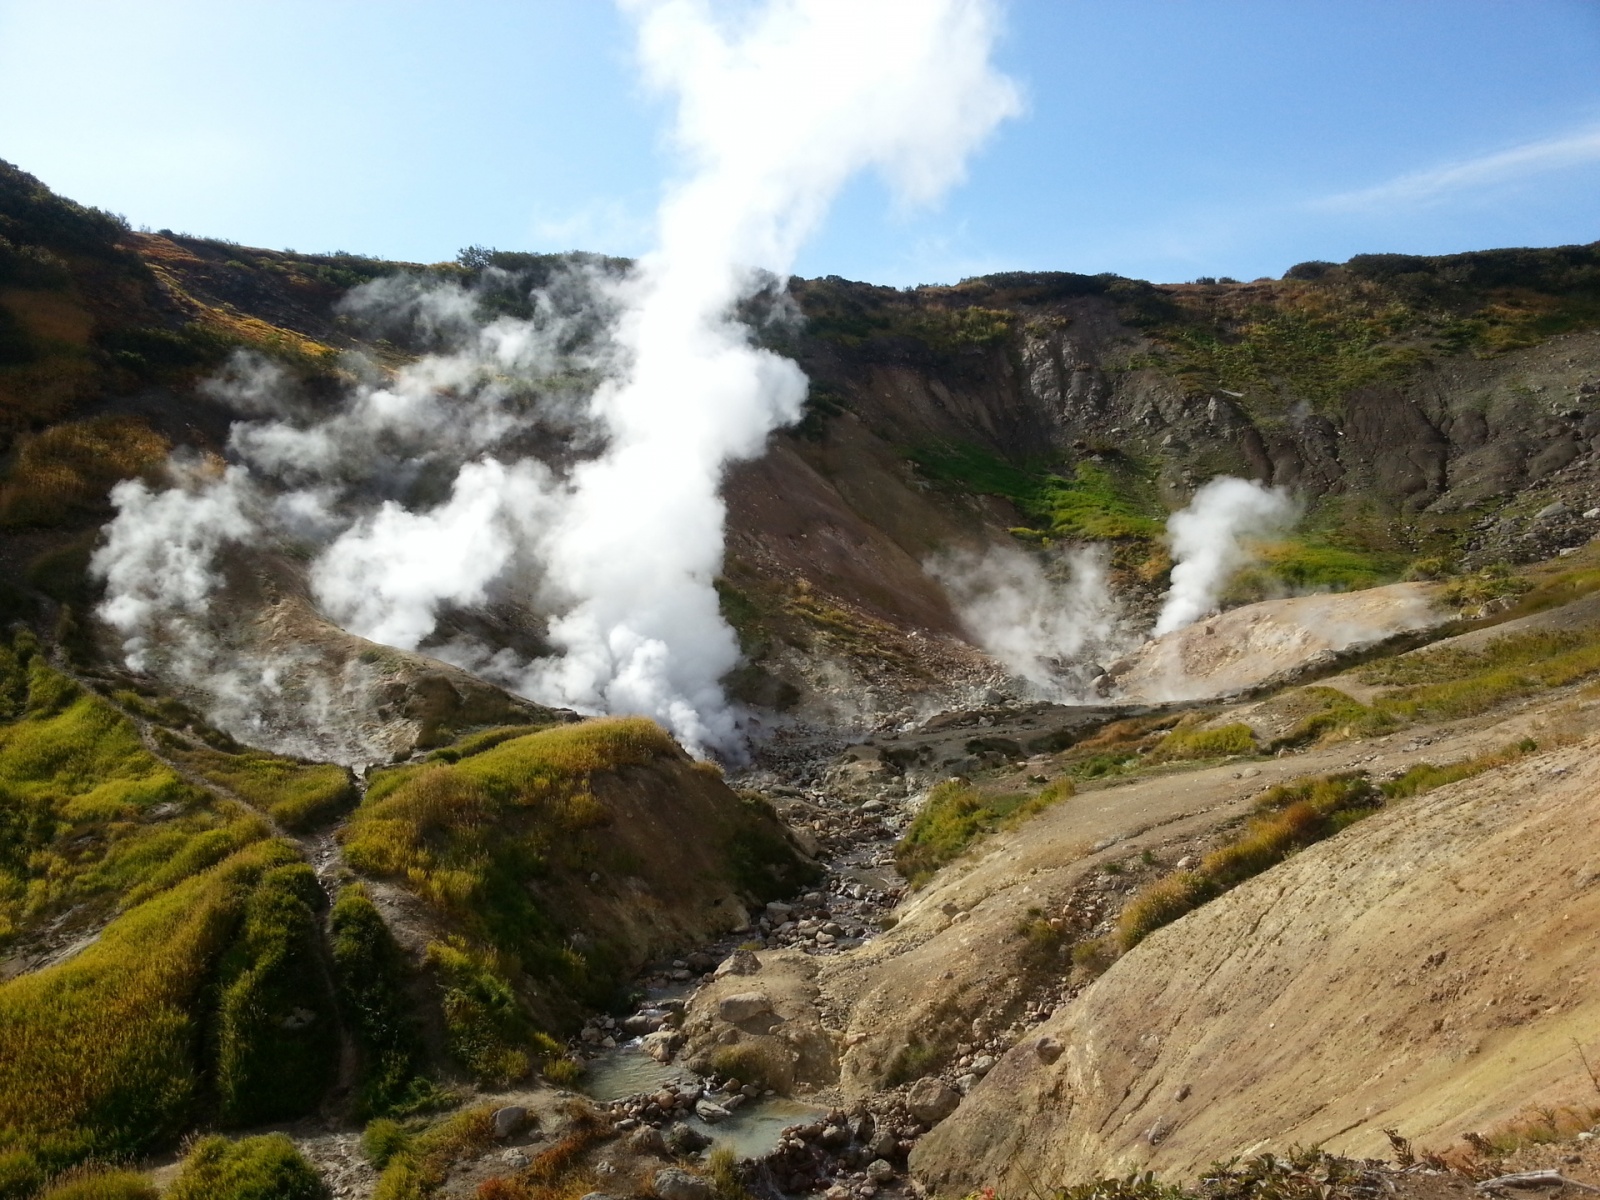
[1316,123,1600,213]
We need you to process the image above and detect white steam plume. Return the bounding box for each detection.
[930,544,1129,700]
[91,0,1019,758]
[1152,476,1298,636]
[506,0,1021,751]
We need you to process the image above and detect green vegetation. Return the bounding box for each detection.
[213,863,335,1126]
[1150,720,1257,762]
[343,716,807,1084]
[168,743,356,832]
[1111,773,1382,953]
[0,641,252,945]
[166,1134,328,1200]
[1090,741,1539,967]
[425,938,561,1087]
[895,778,1072,887]
[34,1171,157,1200]
[1272,626,1600,752]
[0,838,301,1186]
[908,443,1164,543]
[371,1106,495,1200]
[327,885,438,1118]
[341,721,658,1012]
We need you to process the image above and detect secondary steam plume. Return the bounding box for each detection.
[1152,476,1298,636]
[929,545,1128,700]
[91,0,1019,758]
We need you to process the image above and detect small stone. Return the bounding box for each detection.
[502,1149,531,1168]
[906,1077,961,1124]
[492,1106,527,1139]
[870,1130,897,1159]
[717,992,773,1022]
[695,1100,733,1123]
[1035,1036,1063,1064]
[654,1169,712,1200]
[641,1029,678,1063]
[672,969,692,981]
[972,1055,996,1076]
[867,1160,896,1183]
[955,1073,978,1094]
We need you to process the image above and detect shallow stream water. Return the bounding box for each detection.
[580,1045,824,1159]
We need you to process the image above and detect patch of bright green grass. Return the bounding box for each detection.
[907,443,1163,541]
[894,778,1072,888]
[371,1106,495,1200]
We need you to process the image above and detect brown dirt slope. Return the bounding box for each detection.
[911,730,1600,1193]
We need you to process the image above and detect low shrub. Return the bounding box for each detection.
[166,1134,328,1200]
[361,1119,412,1170]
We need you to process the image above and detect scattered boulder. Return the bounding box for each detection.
[867,1159,896,1183]
[492,1106,527,1139]
[695,1099,733,1123]
[666,1124,711,1155]
[654,1168,712,1200]
[717,992,774,1023]
[906,1078,961,1124]
[715,949,762,978]
[641,1029,679,1063]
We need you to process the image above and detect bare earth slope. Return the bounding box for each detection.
[912,731,1600,1193]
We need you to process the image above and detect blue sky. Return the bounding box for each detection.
[1,0,1596,286]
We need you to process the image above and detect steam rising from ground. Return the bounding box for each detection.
[91,0,1018,757]
[929,545,1129,701]
[1153,477,1299,636]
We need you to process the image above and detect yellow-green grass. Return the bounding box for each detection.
[425,938,563,1088]
[894,777,1072,888]
[342,718,683,1080]
[0,838,294,1177]
[169,744,356,832]
[166,1134,327,1200]
[1277,627,1600,750]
